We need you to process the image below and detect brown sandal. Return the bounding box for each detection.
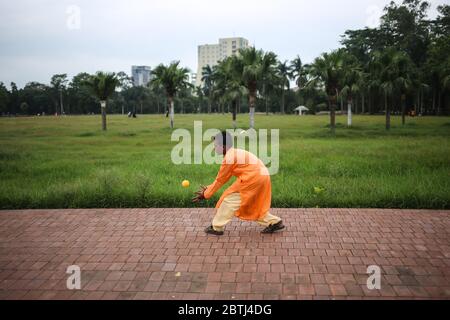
[261,221,285,234]
[204,225,224,236]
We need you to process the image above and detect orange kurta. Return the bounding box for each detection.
[203,148,271,221]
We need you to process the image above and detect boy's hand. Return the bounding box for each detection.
[192,185,207,203]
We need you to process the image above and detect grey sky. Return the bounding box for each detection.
[0,0,445,88]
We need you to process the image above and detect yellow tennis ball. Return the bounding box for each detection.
[182,180,190,188]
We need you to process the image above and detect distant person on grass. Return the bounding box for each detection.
[192,131,285,235]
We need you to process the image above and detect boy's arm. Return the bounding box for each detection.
[203,162,234,199]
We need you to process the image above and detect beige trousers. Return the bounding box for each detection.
[212,193,281,232]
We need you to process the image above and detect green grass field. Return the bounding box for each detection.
[0,114,449,209]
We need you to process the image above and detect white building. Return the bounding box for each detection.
[131,66,152,87]
[189,73,197,86]
[196,37,249,87]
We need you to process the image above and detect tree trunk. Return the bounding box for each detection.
[416,92,419,114]
[232,100,237,129]
[437,90,441,115]
[362,93,365,114]
[208,95,212,114]
[385,93,390,130]
[347,100,352,127]
[432,89,436,114]
[329,95,336,135]
[249,93,256,129]
[281,90,285,114]
[100,100,107,131]
[141,101,143,114]
[60,90,64,115]
[264,84,269,115]
[169,97,174,128]
[401,94,406,125]
[420,90,424,114]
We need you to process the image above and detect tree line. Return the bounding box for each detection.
[0,1,448,129]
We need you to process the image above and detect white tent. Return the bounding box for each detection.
[294,106,309,116]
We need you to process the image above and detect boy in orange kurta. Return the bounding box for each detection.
[192,131,285,235]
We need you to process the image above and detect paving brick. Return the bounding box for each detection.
[0,208,448,300]
[298,284,315,295]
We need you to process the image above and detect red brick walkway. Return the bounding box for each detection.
[0,208,449,300]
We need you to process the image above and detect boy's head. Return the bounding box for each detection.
[213,131,233,155]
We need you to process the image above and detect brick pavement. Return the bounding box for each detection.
[0,208,449,300]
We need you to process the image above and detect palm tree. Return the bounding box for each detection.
[195,86,204,113]
[227,56,247,128]
[391,54,414,125]
[370,52,394,130]
[291,56,308,111]
[134,86,149,114]
[148,81,165,114]
[356,70,369,114]
[151,61,191,128]
[412,67,430,115]
[417,82,430,115]
[84,72,119,131]
[291,55,307,90]
[211,63,227,115]
[238,47,265,128]
[341,54,362,126]
[307,50,345,134]
[260,52,278,115]
[228,80,247,128]
[201,65,215,114]
[50,74,68,115]
[214,56,247,128]
[371,49,413,129]
[277,60,293,114]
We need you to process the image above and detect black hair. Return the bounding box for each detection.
[214,131,233,148]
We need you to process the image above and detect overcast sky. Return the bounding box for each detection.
[0,0,445,88]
